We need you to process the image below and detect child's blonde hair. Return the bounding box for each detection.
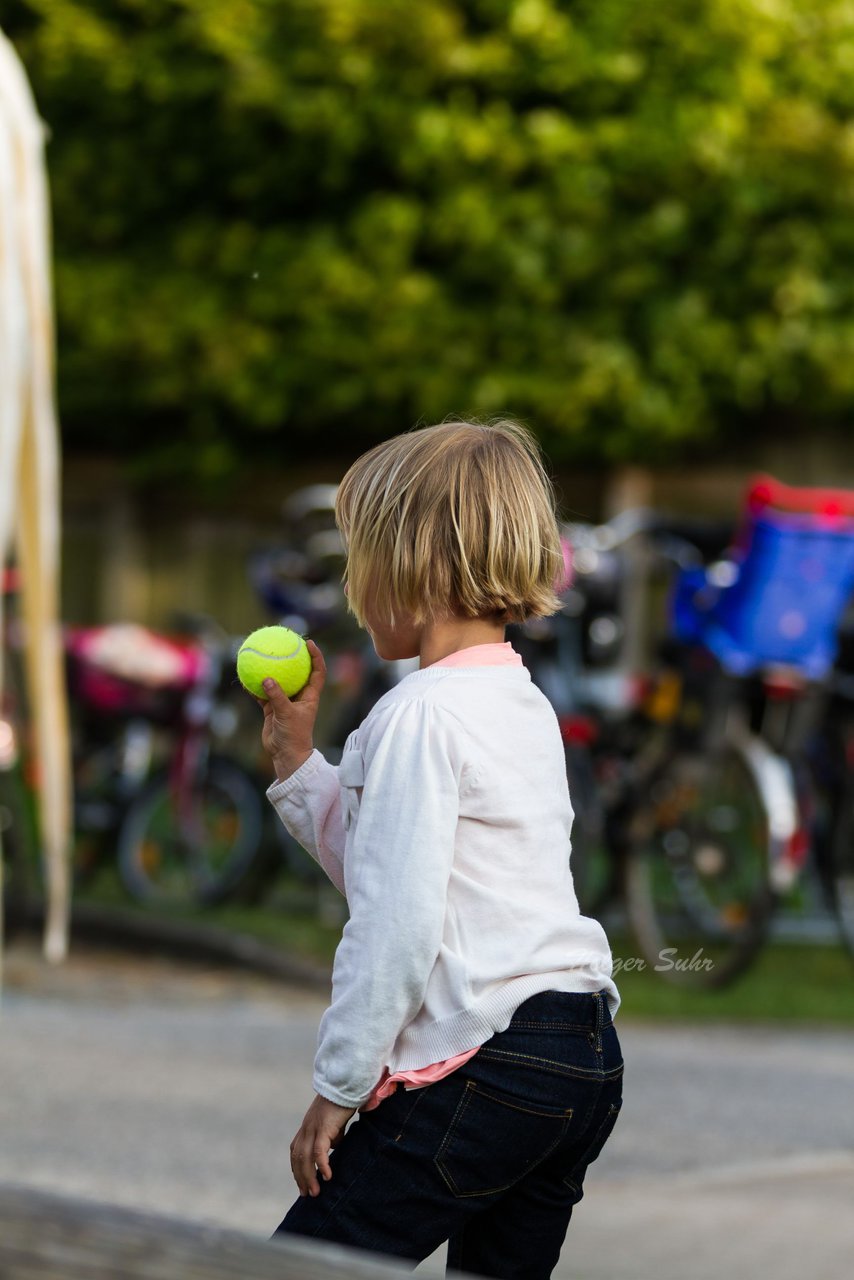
[335,419,563,627]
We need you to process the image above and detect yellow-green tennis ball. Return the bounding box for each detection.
[237,626,311,699]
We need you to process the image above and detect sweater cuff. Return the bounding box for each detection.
[265,748,327,803]
[313,1074,371,1111]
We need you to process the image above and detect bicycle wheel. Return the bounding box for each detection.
[829,794,854,960]
[72,742,126,886]
[565,743,612,918]
[625,742,775,989]
[0,766,37,928]
[117,756,264,906]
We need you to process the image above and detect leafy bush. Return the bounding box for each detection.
[6,0,854,478]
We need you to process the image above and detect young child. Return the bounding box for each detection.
[261,420,622,1280]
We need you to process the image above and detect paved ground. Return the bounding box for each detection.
[1,940,853,1279]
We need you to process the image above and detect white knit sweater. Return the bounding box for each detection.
[268,664,619,1109]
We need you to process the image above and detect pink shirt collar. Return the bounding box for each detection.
[431,642,523,669]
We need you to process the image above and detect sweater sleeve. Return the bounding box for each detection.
[266,749,346,895]
[313,698,463,1108]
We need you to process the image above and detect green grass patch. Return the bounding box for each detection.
[75,870,854,1022]
[610,933,854,1023]
[197,898,342,965]
[75,864,342,966]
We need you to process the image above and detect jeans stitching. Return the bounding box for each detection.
[304,1143,387,1239]
[593,992,604,1053]
[478,1047,606,1079]
[562,1101,622,1194]
[509,1020,607,1032]
[468,1082,574,1120]
[392,1083,428,1141]
[435,1082,572,1199]
[434,1081,476,1196]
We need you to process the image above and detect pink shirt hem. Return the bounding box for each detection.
[360,1046,481,1112]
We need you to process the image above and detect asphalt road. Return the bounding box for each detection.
[1,943,853,1279]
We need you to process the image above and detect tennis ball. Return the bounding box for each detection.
[237,626,312,699]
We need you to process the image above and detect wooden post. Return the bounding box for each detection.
[0,1184,472,1279]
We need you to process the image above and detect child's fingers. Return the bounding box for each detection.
[296,1166,318,1198]
[314,1139,333,1185]
[292,639,326,702]
[290,1139,315,1197]
[262,677,293,713]
[251,689,286,720]
[290,1097,348,1196]
[306,638,326,677]
[291,1148,324,1198]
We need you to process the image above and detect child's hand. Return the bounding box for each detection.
[290,1093,356,1197]
[259,639,326,782]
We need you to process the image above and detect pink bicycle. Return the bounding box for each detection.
[67,618,266,906]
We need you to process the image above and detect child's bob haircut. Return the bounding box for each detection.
[335,419,564,627]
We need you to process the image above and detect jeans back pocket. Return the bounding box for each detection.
[435,1080,571,1199]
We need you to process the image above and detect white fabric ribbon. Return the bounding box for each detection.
[338,748,365,831]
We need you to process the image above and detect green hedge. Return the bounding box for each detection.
[6,0,854,480]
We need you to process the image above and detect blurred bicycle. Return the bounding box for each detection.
[68,615,267,907]
[625,476,854,987]
[512,502,797,990]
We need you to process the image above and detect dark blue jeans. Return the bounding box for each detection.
[275,990,623,1279]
